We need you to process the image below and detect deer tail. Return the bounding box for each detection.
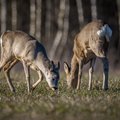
[97,24,112,42]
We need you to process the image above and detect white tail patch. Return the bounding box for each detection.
[97,24,112,42]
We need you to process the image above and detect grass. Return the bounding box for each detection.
[0,72,120,120]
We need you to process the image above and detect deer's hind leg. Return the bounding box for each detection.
[77,60,83,90]
[3,59,18,92]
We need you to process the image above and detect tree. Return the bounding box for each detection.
[17,0,30,33]
[81,0,92,23]
[12,0,17,30]
[57,0,70,60]
[1,0,6,33]
[50,0,66,59]
[6,0,12,30]
[36,0,42,40]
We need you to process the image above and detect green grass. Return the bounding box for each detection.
[0,72,120,120]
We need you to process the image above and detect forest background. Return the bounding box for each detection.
[0,0,120,72]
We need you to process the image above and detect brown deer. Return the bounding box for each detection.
[64,20,112,90]
[0,31,60,93]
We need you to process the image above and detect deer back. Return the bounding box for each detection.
[73,20,110,64]
[1,30,60,90]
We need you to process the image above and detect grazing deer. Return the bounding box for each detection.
[64,20,112,90]
[0,31,60,93]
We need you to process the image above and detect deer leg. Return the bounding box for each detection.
[101,57,109,90]
[0,51,13,70]
[77,60,82,90]
[0,59,10,71]
[88,58,96,90]
[32,70,43,91]
[3,59,17,92]
[22,60,30,93]
[3,59,17,71]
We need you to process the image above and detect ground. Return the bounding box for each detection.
[0,71,120,120]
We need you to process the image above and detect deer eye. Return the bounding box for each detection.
[46,71,50,75]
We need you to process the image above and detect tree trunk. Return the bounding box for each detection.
[30,0,36,36]
[0,1,1,34]
[6,0,12,30]
[35,0,42,41]
[81,0,92,24]
[50,0,65,59]
[17,0,30,33]
[117,0,120,59]
[67,0,79,63]
[57,0,70,60]
[91,0,97,19]
[41,0,46,43]
[12,0,17,30]
[76,0,84,25]
[45,0,52,41]
[1,0,6,33]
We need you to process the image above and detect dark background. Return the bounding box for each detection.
[0,0,120,72]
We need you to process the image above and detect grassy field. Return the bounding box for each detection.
[0,71,120,120]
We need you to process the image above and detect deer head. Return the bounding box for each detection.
[64,62,78,89]
[45,61,60,91]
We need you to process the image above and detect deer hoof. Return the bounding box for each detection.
[11,89,16,93]
[103,87,108,91]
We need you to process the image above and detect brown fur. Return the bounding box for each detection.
[64,20,110,90]
[0,31,60,93]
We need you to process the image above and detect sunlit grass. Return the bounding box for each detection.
[0,71,120,120]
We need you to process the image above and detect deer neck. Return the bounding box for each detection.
[37,54,51,75]
[70,55,78,79]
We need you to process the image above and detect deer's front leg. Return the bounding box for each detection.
[22,60,30,93]
[77,60,83,90]
[88,58,96,90]
[101,57,109,90]
[32,70,43,91]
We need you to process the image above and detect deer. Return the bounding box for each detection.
[0,30,60,93]
[64,20,112,90]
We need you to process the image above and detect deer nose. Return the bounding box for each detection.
[52,87,58,91]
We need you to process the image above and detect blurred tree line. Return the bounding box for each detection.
[0,0,120,69]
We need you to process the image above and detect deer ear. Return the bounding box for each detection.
[57,62,60,70]
[49,61,54,71]
[51,60,54,65]
[64,62,70,74]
